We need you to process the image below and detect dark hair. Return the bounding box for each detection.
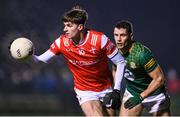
[115,20,133,34]
[62,6,88,25]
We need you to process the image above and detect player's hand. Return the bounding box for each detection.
[124,95,143,109]
[102,89,121,109]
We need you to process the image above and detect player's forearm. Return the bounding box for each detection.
[32,49,56,63]
[109,51,125,90]
[113,61,125,90]
[112,67,116,83]
[140,74,165,99]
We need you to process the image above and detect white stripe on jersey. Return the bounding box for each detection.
[101,35,108,49]
[55,37,61,48]
[109,50,125,64]
[91,34,98,46]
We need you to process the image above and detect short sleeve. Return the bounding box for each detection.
[50,37,61,55]
[102,36,117,58]
[140,47,158,73]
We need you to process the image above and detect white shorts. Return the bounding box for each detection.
[75,87,112,105]
[123,89,170,113]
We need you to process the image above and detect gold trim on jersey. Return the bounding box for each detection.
[144,58,156,69]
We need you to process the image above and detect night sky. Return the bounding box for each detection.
[1,0,180,74]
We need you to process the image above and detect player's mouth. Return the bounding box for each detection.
[117,43,123,46]
[65,33,69,36]
[117,43,124,48]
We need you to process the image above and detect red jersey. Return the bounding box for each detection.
[50,29,118,91]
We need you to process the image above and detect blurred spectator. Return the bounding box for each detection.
[167,68,180,94]
[32,68,57,94]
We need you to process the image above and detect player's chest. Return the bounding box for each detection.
[125,53,141,71]
[61,42,102,60]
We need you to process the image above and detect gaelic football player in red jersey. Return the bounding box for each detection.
[33,6,125,116]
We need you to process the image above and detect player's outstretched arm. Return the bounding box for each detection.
[32,50,56,63]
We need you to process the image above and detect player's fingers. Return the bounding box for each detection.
[124,100,131,108]
[127,103,134,109]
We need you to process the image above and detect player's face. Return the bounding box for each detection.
[114,27,132,49]
[63,22,83,39]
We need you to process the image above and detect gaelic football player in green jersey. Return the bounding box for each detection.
[112,20,170,116]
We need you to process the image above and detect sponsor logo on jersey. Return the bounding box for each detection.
[68,59,99,66]
[65,48,73,52]
[124,69,135,81]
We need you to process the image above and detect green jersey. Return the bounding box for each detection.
[122,41,165,96]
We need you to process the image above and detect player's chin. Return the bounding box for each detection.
[117,45,124,49]
[66,35,72,39]
[65,34,72,38]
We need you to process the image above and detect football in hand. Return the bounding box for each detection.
[10,37,34,60]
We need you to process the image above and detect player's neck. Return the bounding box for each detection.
[72,31,85,45]
[120,40,134,55]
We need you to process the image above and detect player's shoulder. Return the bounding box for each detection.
[133,41,152,55]
[88,29,104,36]
[130,41,155,64]
[87,29,106,44]
[86,29,108,49]
[59,34,67,39]
[52,35,67,47]
[53,35,64,41]
[55,34,69,43]
[133,41,156,65]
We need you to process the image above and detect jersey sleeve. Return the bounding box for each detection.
[140,47,158,73]
[50,37,61,55]
[101,35,118,58]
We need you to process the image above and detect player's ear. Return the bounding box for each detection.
[78,24,84,31]
[130,33,133,40]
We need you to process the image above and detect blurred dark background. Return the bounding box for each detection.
[0,0,180,116]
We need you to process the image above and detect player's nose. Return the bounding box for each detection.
[63,26,68,32]
[117,37,122,42]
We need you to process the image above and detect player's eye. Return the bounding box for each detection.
[67,24,72,27]
[120,34,128,37]
[114,33,118,36]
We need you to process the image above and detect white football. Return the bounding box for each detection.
[10,37,34,60]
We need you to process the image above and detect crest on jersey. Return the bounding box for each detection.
[63,38,69,47]
[130,62,136,69]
